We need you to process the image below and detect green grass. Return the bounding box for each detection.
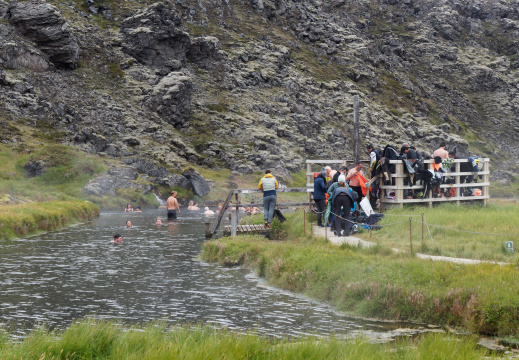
[0,144,106,202]
[361,203,519,261]
[202,212,519,337]
[0,200,99,240]
[0,319,499,359]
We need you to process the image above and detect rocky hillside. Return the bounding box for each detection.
[0,0,517,198]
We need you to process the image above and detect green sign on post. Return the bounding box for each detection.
[505,241,513,253]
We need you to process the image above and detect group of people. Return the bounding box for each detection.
[313,160,370,237]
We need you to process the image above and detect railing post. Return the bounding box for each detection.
[455,161,461,205]
[307,162,312,204]
[483,159,489,206]
[395,161,404,208]
[205,219,212,238]
[231,210,237,237]
[409,217,413,253]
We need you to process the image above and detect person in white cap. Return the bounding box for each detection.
[203,207,215,215]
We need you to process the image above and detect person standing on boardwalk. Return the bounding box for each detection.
[332,175,354,237]
[345,161,366,204]
[166,190,181,220]
[432,142,449,159]
[258,169,279,228]
[313,168,328,227]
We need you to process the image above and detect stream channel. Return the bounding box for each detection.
[1,209,433,340]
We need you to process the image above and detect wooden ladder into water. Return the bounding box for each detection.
[206,188,313,238]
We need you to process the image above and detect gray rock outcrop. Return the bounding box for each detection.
[182,168,210,196]
[143,72,192,128]
[120,2,191,69]
[8,1,79,68]
[187,36,222,68]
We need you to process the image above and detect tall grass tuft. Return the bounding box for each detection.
[202,210,519,337]
[0,319,497,359]
[0,201,99,240]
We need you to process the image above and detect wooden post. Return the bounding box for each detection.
[235,193,240,225]
[395,161,404,208]
[483,159,489,206]
[231,210,237,237]
[303,208,306,235]
[205,219,211,238]
[353,95,360,163]
[307,162,312,203]
[421,213,424,250]
[409,217,413,253]
[325,224,327,240]
[455,162,460,206]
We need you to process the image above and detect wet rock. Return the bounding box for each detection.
[182,168,210,196]
[143,72,192,128]
[9,1,79,68]
[120,2,191,68]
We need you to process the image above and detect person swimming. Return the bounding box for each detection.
[124,203,133,212]
[187,201,200,211]
[126,220,132,228]
[155,217,162,225]
[203,207,215,215]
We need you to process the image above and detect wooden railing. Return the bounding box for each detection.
[379,158,490,208]
[207,187,313,238]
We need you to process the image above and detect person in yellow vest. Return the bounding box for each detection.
[258,169,279,228]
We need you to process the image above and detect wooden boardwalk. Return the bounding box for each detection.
[223,224,269,236]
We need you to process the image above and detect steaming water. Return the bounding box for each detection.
[0,210,422,339]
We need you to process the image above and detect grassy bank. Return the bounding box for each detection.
[202,212,519,337]
[0,201,99,240]
[0,319,499,359]
[359,203,519,261]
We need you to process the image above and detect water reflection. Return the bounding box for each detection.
[0,209,416,338]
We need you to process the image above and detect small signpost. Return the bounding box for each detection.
[505,241,514,253]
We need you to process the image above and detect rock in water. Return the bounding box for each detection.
[120,2,191,69]
[182,168,210,197]
[9,1,79,68]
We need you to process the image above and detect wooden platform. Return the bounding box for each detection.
[223,224,268,236]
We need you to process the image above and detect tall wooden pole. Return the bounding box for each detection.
[353,95,360,163]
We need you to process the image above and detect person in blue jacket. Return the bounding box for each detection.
[313,168,328,227]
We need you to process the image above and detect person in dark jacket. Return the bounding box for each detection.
[313,168,328,227]
[332,175,354,236]
[332,166,348,184]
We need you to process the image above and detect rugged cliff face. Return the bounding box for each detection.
[0,0,517,197]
